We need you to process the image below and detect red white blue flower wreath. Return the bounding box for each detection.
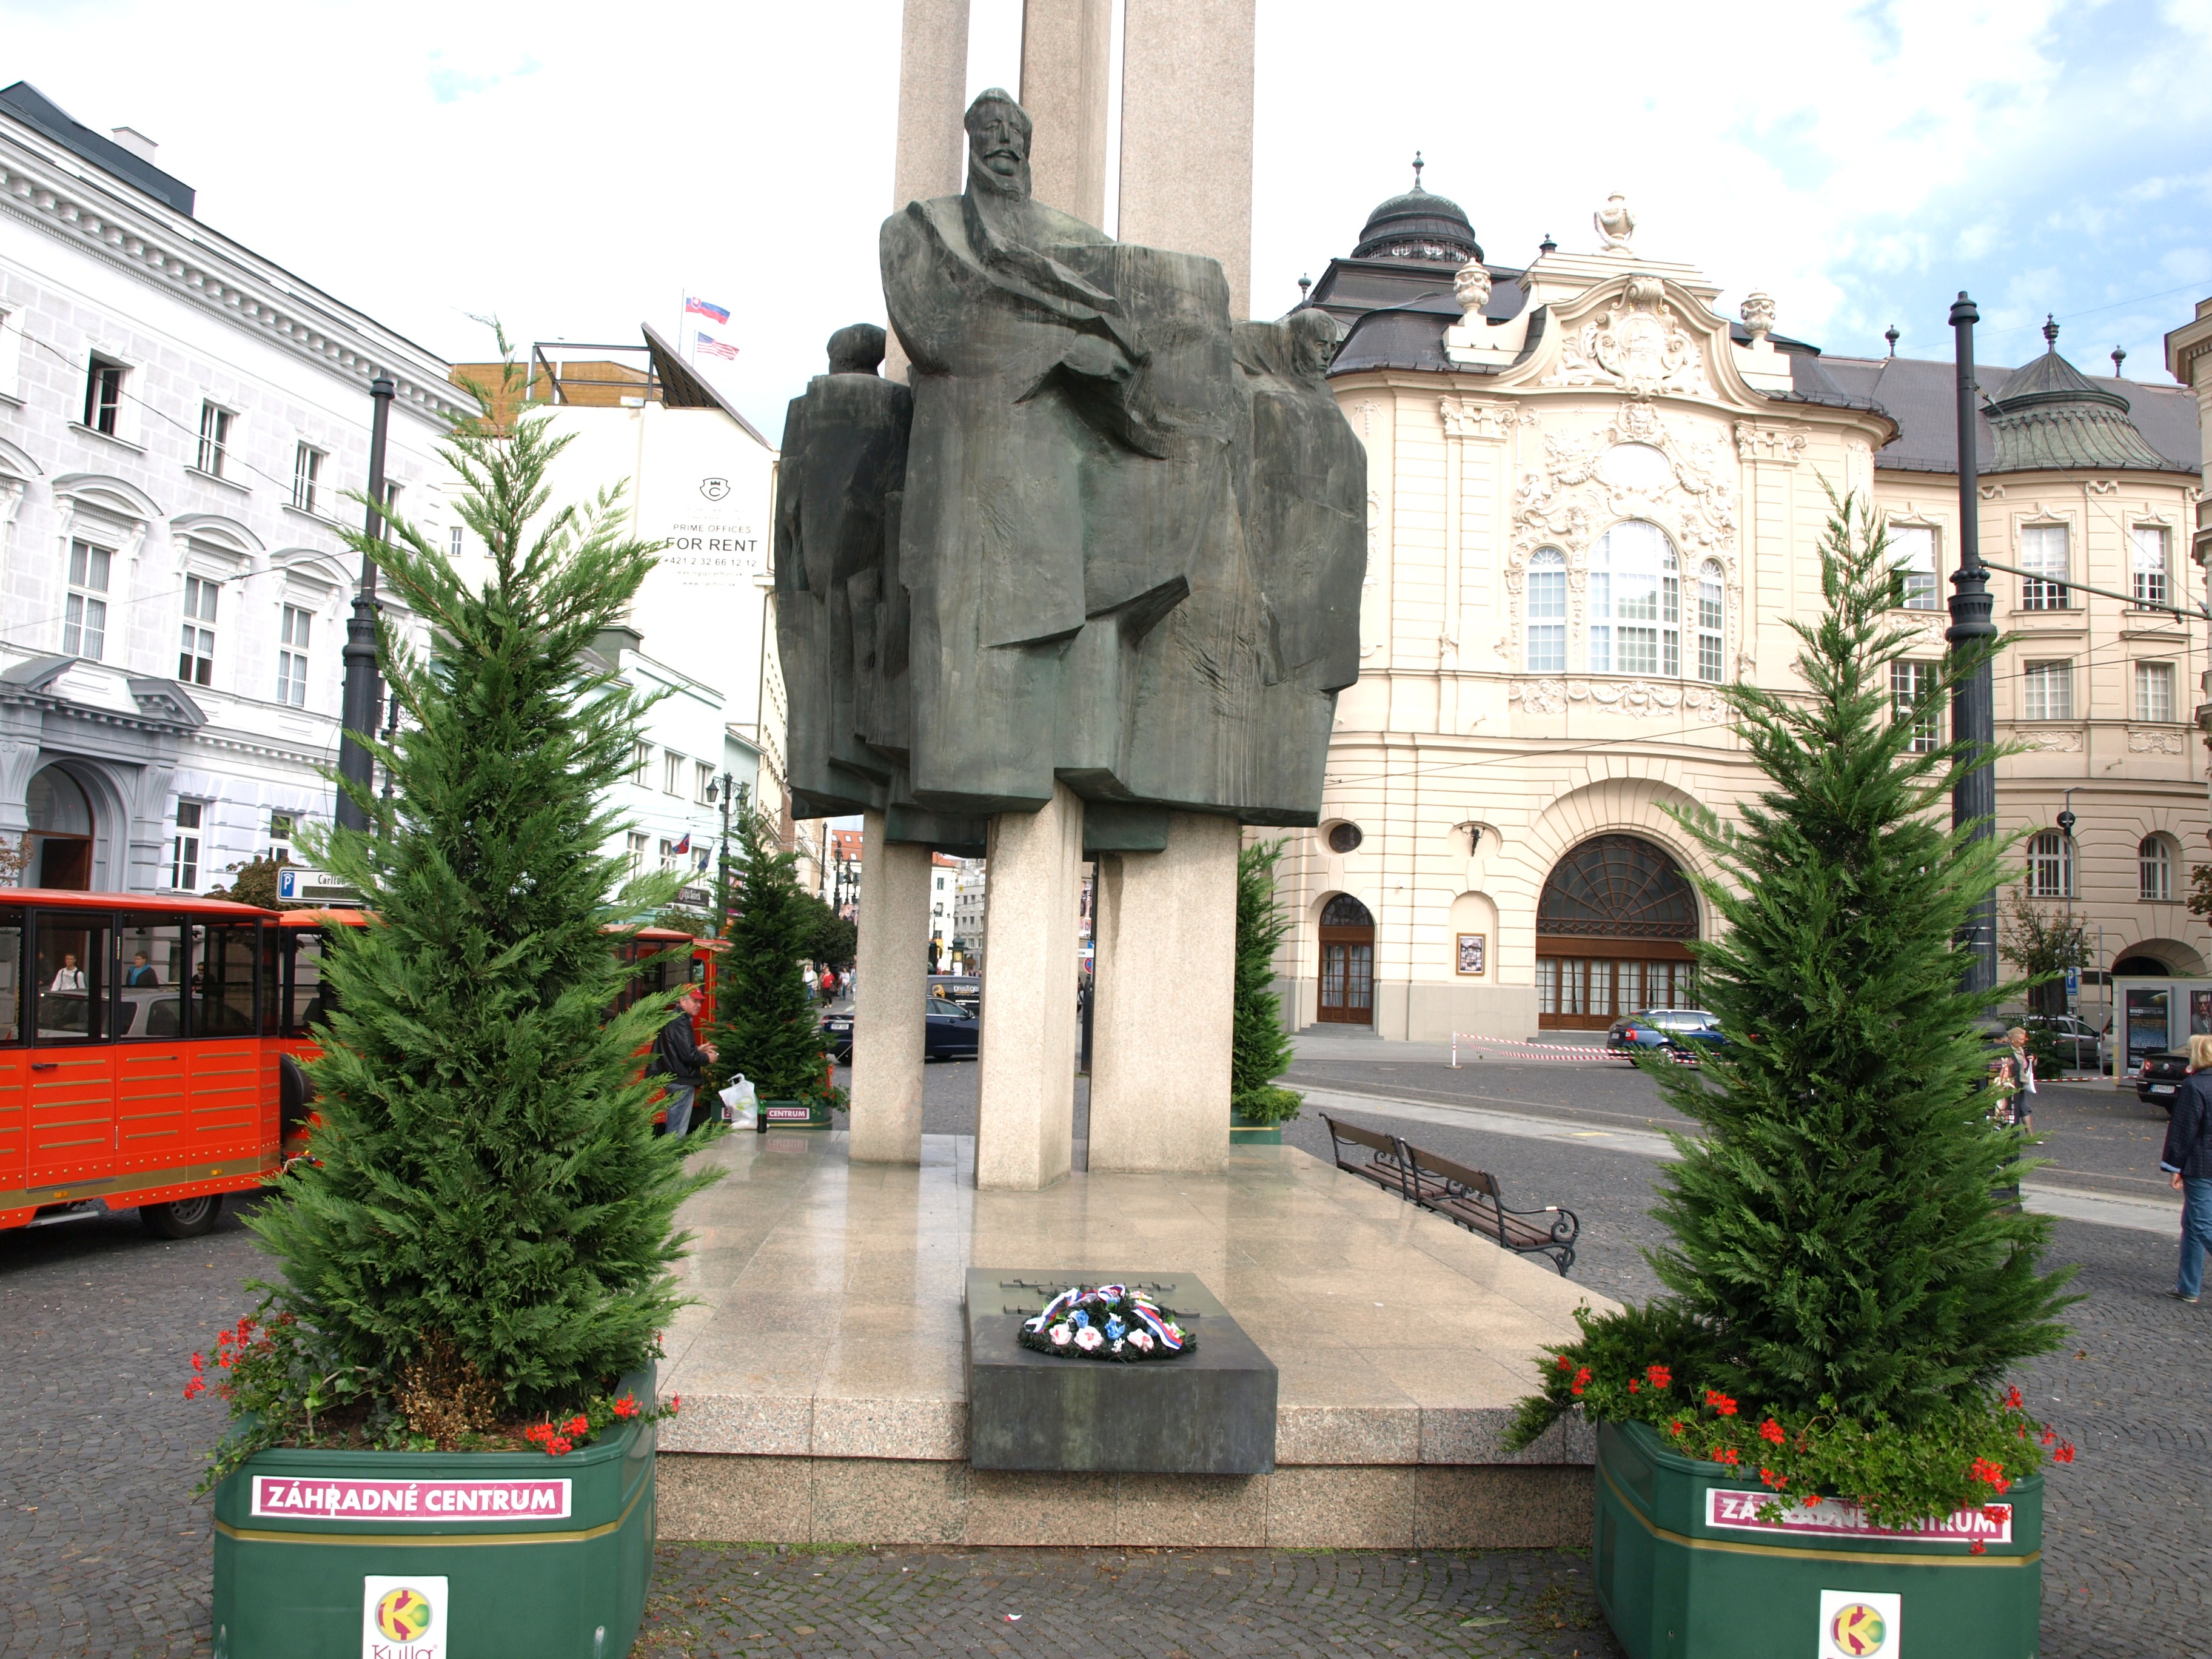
[1017,1284,1196,1362]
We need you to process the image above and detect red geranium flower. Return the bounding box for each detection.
[566,1414,590,1436]
[1704,1389,1738,1417]
[1970,1540,1987,1555]
[2051,1441,2076,1464]
[2004,1386,2023,1410]
[1556,1355,1572,1372]
[1710,1447,1740,1467]
[1758,1418,1785,1445]
[1627,1378,1640,1393]
[1669,1420,1686,1436]
[612,1396,640,1419]
[1645,1364,1672,1390]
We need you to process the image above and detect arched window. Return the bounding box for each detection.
[2027,831,2074,899]
[1526,548,1566,672]
[1590,521,1678,677]
[2141,834,2174,902]
[1696,559,1724,683]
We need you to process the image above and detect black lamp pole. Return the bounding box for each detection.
[1945,293,1999,994]
[337,373,395,833]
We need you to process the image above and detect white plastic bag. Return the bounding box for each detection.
[720,1075,757,1126]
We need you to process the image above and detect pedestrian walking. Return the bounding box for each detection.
[2160,1032,2212,1303]
[2005,1025,2038,1131]
[649,985,716,1138]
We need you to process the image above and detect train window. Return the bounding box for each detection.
[0,914,19,1041]
[193,924,260,1036]
[287,930,337,1033]
[116,918,187,1041]
[33,913,109,1042]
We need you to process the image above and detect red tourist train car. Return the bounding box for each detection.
[0,889,289,1236]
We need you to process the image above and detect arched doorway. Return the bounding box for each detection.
[1536,834,1698,1030]
[27,766,94,890]
[1316,893,1375,1025]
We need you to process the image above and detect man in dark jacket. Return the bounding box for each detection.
[652,986,716,1138]
[2159,1033,2212,1301]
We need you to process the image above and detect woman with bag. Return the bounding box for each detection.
[2159,1032,2212,1302]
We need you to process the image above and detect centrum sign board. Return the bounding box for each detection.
[252,1475,572,1521]
[362,1574,447,1658]
[1706,1487,2011,1544]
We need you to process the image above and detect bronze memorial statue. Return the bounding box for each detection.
[775,89,1364,850]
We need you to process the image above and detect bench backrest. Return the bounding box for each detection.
[1322,1114,1401,1163]
[1406,1145,1501,1201]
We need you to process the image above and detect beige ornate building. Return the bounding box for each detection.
[1273,178,2206,1040]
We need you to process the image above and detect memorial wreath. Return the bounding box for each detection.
[1018,1285,1196,1362]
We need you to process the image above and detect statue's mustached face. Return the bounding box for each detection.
[970,110,1027,177]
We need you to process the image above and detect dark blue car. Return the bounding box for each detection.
[822,998,980,1064]
[1605,1007,1724,1062]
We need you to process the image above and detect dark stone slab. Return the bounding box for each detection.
[965,1269,1277,1475]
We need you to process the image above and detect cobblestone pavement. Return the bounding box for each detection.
[638,1544,1616,1658]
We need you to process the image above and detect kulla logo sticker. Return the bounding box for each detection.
[363,1574,446,1657]
[1817,1589,1900,1658]
[699,477,731,502]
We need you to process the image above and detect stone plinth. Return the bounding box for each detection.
[1088,811,1237,1173]
[974,782,1084,1190]
[848,812,928,1164]
[965,1270,1276,1474]
[1118,0,1256,320]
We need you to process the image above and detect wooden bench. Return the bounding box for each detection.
[1321,1113,1415,1200]
[1399,1142,1580,1275]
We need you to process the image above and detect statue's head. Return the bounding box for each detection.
[826,323,886,377]
[964,89,1033,199]
[1287,307,1343,382]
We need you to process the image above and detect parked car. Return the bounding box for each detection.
[2023,1013,2103,1074]
[1605,1008,1723,1061]
[2136,1051,2190,1113]
[822,997,981,1065]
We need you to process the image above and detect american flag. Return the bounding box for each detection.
[683,296,730,324]
[695,332,740,361]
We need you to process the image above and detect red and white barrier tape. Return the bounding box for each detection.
[1449,1032,1701,1068]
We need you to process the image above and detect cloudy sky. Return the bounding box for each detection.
[5,0,2208,437]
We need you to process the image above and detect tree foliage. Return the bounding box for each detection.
[247,357,716,1418]
[212,853,288,912]
[706,806,834,1099]
[1232,838,1301,1124]
[1997,888,2089,1019]
[1515,496,2075,1481]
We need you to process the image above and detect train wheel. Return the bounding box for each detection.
[141,1195,224,1239]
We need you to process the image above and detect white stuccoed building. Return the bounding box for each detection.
[0,82,465,893]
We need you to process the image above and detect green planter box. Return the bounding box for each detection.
[1594,1419,2041,1659]
[210,1370,655,1659]
[1228,1111,1284,1145]
[756,1097,831,1131]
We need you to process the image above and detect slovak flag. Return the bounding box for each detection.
[672,833,692,855]
[695,332,741,361]
[683,296,731,324]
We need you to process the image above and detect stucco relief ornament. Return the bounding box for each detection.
[1594,192,1635,253]
[2015,729,2084,754]
[2130,729,2187,755]
[1549,276,1705,398]
[1509,679,1569,716]
[1453,259,1493,316]
[1740,292,1776,341]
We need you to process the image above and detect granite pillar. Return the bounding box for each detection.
[1018,0,1112,226]
[1087,812,1236,1174]
[1117,0,1255,320]
[888,0,973,382]
[849,812,930,1164]
[975,782,1084,1190]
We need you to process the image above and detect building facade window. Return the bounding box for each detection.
[277,605,312,705]
[631,740,650,785]
[449,526,463,560]
[178,575,218,685]
[2021,660,2073,721]
[1891,660,1940,752]
[1590,520,1679,677]
[292,443,324,514]
[1526,547,1566,672]
[627,832,648,875]
[2026,830,2074,899]
[2137,660,2177,723]
[196,401,232,477]
[663,751,683,795]
[62,540,112,659]
[269,812,296,865]
[2019,523,2070,610]
[695,761,714,804]
[2141,834,2174,902]
[2132,526,2170,608]
[659,837,678,873]
[170,801,203,890]
[1889,524,1939,609]
[1696,559,1725,683]
[84,354,126,434]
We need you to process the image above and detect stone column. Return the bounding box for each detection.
[1019,0,1112,226]
[886,0,972,383]
[975,783,1084,1189]
[1117,0,1256,320]
[1087,812,1236,1173]
[848,811,931,1164]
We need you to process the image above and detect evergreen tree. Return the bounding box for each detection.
[248,364,715,1416]
[706,805,833,1099]
[1231,838,1301,1123]
[1634,498,2074,1426]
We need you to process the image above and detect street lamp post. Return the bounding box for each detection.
[337,374,395,833]
[705,774,747,939]
[1945,293,1999,995]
